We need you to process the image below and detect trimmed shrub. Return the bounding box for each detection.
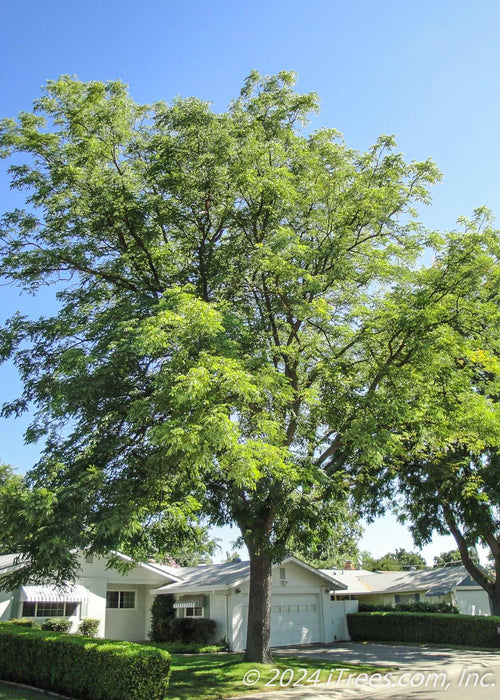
[149,594,175,642]
[358,601,459,614]
[9,618,36,627]
[347,612,500,648]
[0,622,171,700]
[40,617,72,632]
[169,617,216,644]
[78,618,100,637]
[151,638,229,653]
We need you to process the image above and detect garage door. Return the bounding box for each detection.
[270,594,321,647]
[232,594,322,651]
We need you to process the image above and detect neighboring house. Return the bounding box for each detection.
[0,552,356,650]
[324,565,491,616]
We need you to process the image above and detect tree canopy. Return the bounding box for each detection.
[433,549,467,568]
[0,70,484,660]
[361,548,426,571]
[348,218,500,612]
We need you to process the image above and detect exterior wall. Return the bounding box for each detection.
[76,555,174,640]
[78,575,107,636]
[0,590,13,621]
[1,554,176,640]
[324,599,358,642]
[455,588,490,616]
[105,583,147,641]
[227,562,348,651]
[209,592,229,642]
[341,592,453,607]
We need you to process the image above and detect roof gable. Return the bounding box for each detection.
[153,556,347,594]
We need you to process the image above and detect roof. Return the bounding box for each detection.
[0,551,181,584]
[0,553,27,574]
[111,551,182,583]
[322,565,481,597]
[154,556,347,594]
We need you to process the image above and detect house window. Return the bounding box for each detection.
[395,594,420,604]
[279,568,286,580]
[184,606,203,617]
[22,601,78,617]
[106,591,136,609]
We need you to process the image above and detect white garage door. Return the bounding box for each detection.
[271,594,321,647]
[232,594,322,651]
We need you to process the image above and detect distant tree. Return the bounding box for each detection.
[0,463,23,554]
[362,548,426,571]
[433,549,479,568]
[433,550,462,567]
[290,501,363,569]
[150,525,219,566]
[224,551,242,563]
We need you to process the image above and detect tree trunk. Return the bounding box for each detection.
[489,557,500,616]
[489,595,500,616]
[243,547,273,663]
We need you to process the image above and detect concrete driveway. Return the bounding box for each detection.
[273,641,499,670]
[235,643,500,700]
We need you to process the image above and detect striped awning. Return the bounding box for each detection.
[20,584,90,603]
[173,599,204,609]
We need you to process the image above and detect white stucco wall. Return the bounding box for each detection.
[324,599,358,641]
[0,554,177,640]
[455,588,491,616]
[0,590,13,621]
[223,560,350,651]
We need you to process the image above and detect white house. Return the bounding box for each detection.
[0,552,356,650]
[324,564,491,616]
[0,551,181,641]
[154,556,356,651]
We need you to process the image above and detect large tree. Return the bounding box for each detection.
[0,72,443,661]
[350,218,500,614]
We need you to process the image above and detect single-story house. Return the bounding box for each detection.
[0,552,357,650]
[154,556,356,650]
[0,551,183,641]
[324,564,491,616]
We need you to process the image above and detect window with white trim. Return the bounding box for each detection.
[22,601,78,617]
[184,606,203,617]
[106,590,136,609]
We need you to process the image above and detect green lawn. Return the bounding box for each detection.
[169,653,388,700]
[0,655,389,700]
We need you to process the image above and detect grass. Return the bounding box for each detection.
[0,653,390,700]
[0,682,54,700]
[168,652,388,700]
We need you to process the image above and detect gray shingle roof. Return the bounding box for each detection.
[155,556,347,593]
[322,565,478,596]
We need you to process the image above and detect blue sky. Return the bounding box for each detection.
[1,0,498,563]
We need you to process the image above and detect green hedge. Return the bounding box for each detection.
[347,612,500,647]
[358,601,459,614]
[0,622,171,700]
